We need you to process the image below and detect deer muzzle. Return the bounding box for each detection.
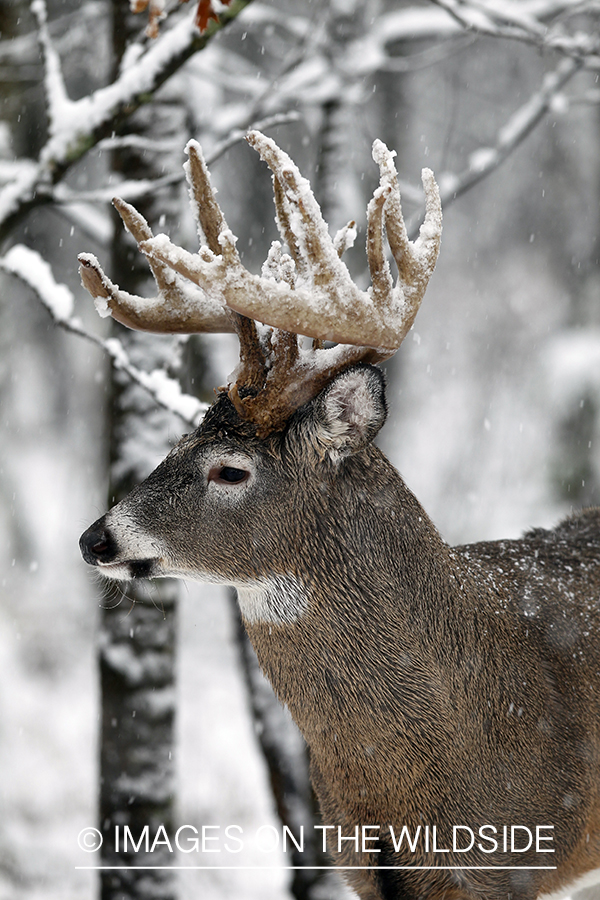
[79,516,158,580]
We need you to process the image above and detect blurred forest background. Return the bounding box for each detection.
[0,0,599,899]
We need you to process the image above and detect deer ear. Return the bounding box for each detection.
[301,365,387,461]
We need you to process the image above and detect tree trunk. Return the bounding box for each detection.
[98,3,189,897]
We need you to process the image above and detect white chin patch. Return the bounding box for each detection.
[96,561,309,625]
[97,562,139,582]
[235,575,309,625]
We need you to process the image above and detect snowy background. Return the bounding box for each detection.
[0,0,599,898]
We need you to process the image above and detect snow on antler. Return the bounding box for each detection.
[122,131,442,351]
[79,196,233,334]
[79,131,442,435]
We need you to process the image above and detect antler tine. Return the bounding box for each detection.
[184,140,268,395]
[78,196,234,334]
[333,221,357,259]
[185,141,228,256]
[114,196,153,243]
[271,174,302,279]
[372,140,442,343]
[113,197,213,311]
[366,183,394,311]
[246,131,343,291]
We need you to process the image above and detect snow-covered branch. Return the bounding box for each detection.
[441,55,582,197]
[0,0,254,246]
[0,245,206,427]
[428,0,599,64]
[406,54,582,238]
[31,0,72,137]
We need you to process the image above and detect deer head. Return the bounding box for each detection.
[78,131,441,596]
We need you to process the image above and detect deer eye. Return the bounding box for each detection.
[209,466,250,485]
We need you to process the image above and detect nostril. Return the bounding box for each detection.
[90,535,109,555]
[80,522,117,565]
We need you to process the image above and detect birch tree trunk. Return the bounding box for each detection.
[98,3,189,898]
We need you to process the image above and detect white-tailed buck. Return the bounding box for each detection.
[79,132,600,900]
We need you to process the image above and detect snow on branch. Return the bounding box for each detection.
[428,0,600,63]
[406,55,582,238]
[0,245,206,427]
[0,0,254,243]
[31,0,73,136]
[2,242,74,321]
[37,0,251,165]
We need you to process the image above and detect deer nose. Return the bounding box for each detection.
[80,520,117,565]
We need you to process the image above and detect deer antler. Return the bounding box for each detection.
[78,197,234,334]
[79,132,442,436]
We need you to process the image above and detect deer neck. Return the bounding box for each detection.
[240,448,470,815]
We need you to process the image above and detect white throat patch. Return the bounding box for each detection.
[236,575,309,625]
[539,866,600,900]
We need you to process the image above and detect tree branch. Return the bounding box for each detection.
[0,0,254,247]
[428,0,599,63]
[0,244,206,427]
[406,54,583,238]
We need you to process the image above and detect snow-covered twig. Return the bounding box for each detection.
[376,33,478,73]
[203,111,302,165]
[95,135,184,153]
[0,245,206,427]
[49,111,300,208]
[52,174,184,207]
[406,55,582,238]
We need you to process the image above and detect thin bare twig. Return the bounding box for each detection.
[376,33,478,73]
